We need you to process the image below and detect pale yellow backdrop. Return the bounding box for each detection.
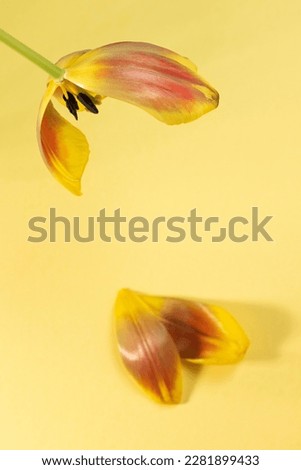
[0,0,300,450]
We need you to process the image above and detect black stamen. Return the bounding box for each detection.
[63,92,79,120]
[77,93,99,114]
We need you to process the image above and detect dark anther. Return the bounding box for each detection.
[77,93,99,114]
[63,92,79,120]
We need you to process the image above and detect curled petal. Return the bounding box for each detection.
[37,81,89,195]
[64,42,219,125]
[160,299,250,364]
[114,289,182,404]
[124,290,250,365]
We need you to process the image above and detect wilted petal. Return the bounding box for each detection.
[64,42,219,125]
[160,299,249,364]
[114,289,182,404]
[126,290,250,365]
[37,81,89,195]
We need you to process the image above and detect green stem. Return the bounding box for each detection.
[0,28,64,80]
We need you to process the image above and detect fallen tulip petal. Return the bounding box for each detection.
[120,290,250,365]
[114,289,250,403]
[114,289,182,404]
[160,299,250,364]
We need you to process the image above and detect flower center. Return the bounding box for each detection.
[63,91,99,120]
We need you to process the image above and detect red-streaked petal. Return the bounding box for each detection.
[64,42,219,125]
[114,289,182,404]
[123,290,250,365]
[37,81,89,195]
[160,299,250,364]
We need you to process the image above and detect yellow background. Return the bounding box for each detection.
[1,0,300,450]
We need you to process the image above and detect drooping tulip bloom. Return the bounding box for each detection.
[37,42,219,195]
[114,289,249,404]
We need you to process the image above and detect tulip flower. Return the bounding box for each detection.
[114,289,249,404]
[0,29,219,195]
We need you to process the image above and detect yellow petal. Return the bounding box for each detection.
[64,42,219,125]
[114,289,182,404]
[123,290,250,365]
[37,81,89,195]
